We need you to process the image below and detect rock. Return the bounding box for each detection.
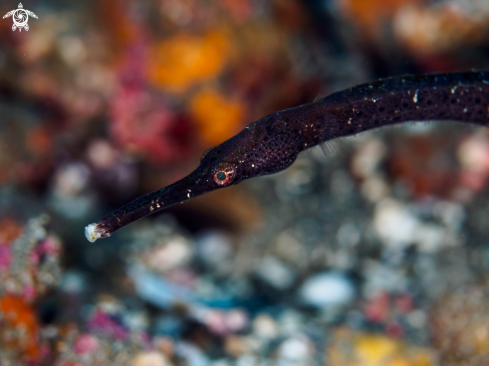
[278,335,313,361]
[278,310,302,335]
[336,223,360,247]
[254,256,296,290]
[132,351,172,366]
[154,337,175,359]
[373,199,420,249]
[235,354,258,366]
[176,342,210,366]
[299,272,354,308]
[195,231,232,267]
[142,236,193,272]
[225,309,248,333]
[351,139,386,179]
[363,261,407,296]
[224,335,249,356]
[252,314,279,339]
[413,223,446,253]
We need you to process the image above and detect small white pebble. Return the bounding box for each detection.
[132,351,170,366]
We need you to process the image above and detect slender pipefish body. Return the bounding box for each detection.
[85,71,489,242]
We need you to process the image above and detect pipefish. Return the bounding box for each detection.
[85,71,489,242]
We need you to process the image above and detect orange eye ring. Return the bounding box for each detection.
[214,167,235,186]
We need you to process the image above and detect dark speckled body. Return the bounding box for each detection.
[264,71,489,152]
[86,71,489,241]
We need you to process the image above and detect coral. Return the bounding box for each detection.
[54,300,169,366]
[109,85,192,165]
[0,215,62,300]
[0,294,42,361]
[189,87,245,146]
[147,32,230,94]
[0,215,62,364]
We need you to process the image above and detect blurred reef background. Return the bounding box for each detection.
[1,0,489,365]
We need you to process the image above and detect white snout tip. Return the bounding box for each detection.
[84,223,101,243]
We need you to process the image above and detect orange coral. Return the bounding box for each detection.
[148,32,230,94]
[0,218,23,244]
[189,88,245,146]
[0,294,41,360]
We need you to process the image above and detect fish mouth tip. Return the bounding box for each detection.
[84,223,109,243]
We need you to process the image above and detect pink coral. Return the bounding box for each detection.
[0,245,12,271]
[73,334,100,355]
[110,85,191,166]
[88,309,130,340]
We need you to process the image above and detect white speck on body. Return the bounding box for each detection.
[150,206,154,212]
[464,108,468,113]
[413,92,418,103]
[156,203,160,208]
[252,164,255,167]
[187,193,190,198]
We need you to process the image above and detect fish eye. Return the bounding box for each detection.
[213,167,235,186]
[216,172,226,181]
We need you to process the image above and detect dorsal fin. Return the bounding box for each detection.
[313,92,329,103]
